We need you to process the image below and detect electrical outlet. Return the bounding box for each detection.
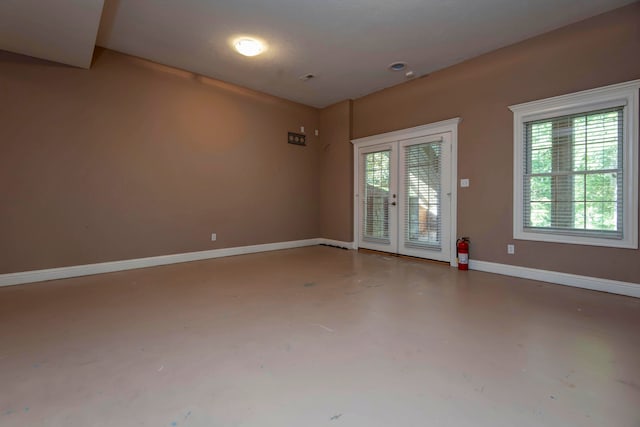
[460,178,470,188]
[211,233,217,241]
[507,244,515,254]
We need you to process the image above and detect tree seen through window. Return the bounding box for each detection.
[525,108,622,233]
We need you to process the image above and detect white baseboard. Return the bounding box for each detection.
[317,239,356,250]
[3,242,635,299]
[0,238,322,287]
[469,260,640,299]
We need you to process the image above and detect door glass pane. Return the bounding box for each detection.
[363,150,390,241]
[404,142,441,249]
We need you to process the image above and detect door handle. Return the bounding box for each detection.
[391,201,397,206]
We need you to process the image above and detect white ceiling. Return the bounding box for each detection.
[0,0,104,68]
[1,0,636,107]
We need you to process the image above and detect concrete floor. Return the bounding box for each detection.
[0,246,639,427]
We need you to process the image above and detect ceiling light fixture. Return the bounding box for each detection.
[234,38,265,57]
[388,61,407,71]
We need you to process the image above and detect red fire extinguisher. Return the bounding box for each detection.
[457,237,470,271]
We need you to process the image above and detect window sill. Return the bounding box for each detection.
[514,229,637,249]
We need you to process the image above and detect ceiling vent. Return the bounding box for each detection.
[388,62,407,71]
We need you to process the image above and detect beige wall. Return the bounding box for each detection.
[319,100,353,242]
[351,3,640,283]
[1,4,639,284]
[0,49,320,273]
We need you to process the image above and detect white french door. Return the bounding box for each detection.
[354,122,457,263]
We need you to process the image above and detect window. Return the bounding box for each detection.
[510,80,639,248]
[363,150,390,240]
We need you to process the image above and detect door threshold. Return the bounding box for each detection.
[357,248,450,266]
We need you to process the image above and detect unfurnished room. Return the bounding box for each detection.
[1,1,639,426]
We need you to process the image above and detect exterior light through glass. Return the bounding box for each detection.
[234,38,265,57]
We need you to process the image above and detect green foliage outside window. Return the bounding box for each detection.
[526,109,620,232]
[365,151,390,191]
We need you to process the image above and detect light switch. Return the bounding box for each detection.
[460,178,470,188]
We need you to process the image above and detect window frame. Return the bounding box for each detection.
[509,80,639,249]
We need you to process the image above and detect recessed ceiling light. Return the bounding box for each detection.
[234,38,265,57]
[388,61,407,71]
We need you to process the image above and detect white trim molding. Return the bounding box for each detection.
[2,240,637,299]
[351,118,462,147]
[469,260,640,299]
[510,79,640,249]
[351,118,461,266]
[0,239,323,287]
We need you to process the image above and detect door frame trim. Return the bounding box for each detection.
[351,118,462,266]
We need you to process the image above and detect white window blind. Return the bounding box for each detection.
[362,150,390,241]
[523,107,623,239]
[404,141,441,249]
[510,80,638,249]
